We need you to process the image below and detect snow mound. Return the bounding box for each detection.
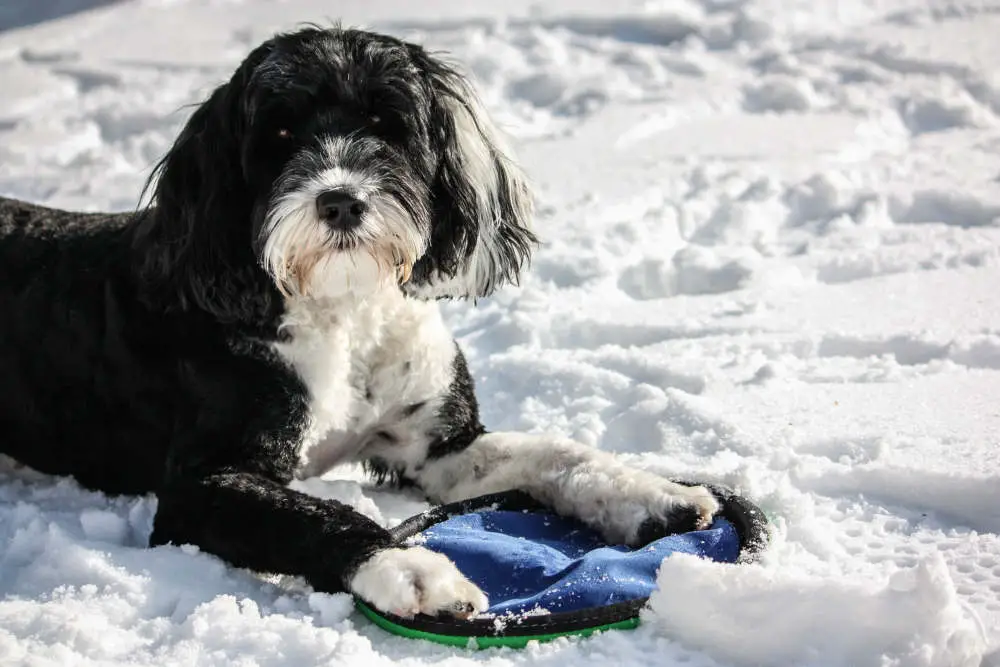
[646,553,985,667]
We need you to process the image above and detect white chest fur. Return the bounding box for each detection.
[272,289,458,479]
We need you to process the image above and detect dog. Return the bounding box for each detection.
[0,25,719,620]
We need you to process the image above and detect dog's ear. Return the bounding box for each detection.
[131,46,276,323]
[406,48,537,299]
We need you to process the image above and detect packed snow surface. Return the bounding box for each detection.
[1,0,999,665]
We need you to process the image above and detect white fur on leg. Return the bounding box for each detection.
[349,547,489,619]
[416,433,720,546]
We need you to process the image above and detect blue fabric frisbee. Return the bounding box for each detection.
[419,509,740,616]
[355,485,769,648]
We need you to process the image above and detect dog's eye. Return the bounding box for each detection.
[370,115,381,125]
[276,128,293,140]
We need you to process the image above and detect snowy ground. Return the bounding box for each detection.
[1,0,999,665]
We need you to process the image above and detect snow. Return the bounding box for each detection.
[1,0,999,665]
[647,552,985,667]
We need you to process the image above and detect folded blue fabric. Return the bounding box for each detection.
[419,510,740,616]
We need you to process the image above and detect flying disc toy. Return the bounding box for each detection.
[354,482,769,649]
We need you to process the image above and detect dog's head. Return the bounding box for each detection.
[133,26,535,319]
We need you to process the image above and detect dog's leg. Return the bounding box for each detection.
[415,432,720,546]
[151,472,392,592]
[152,472,487,618]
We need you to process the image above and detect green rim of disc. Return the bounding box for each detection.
[354,599,641,650]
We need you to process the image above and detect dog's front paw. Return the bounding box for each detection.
[349,546,488,619]
[625,480,721,547]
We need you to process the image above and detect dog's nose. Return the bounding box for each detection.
[316,190,366,230]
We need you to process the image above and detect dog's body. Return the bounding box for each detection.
[0,26,718,619]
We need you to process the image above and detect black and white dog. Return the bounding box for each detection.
[0,26,718,619]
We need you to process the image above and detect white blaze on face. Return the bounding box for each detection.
[259,137,426,298]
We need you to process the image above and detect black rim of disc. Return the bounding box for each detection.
[363,481,770,638]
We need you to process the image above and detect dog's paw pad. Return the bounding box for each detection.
[676,483,721,530]
[628,482,721,546]
[349,546,489,619]
[635,500,711,543]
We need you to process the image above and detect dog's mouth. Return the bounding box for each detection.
[327,235,362,252]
